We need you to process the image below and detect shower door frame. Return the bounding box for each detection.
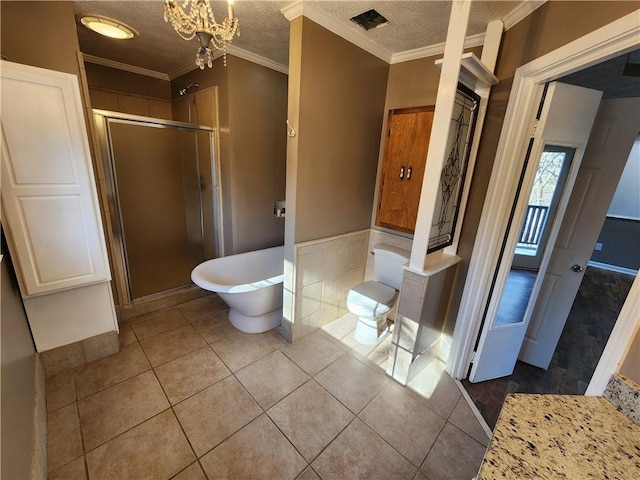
[93,110,223,306]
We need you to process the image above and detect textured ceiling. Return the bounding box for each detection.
[314,1,522,53]
[72,1,528,76]
[560,50,640,99]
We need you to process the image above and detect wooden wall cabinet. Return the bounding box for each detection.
[376,106,434,234]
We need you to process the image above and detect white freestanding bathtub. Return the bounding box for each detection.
[191,246,284,333]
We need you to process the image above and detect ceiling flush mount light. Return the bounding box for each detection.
[164,0,239,70]
[79,15,136,40]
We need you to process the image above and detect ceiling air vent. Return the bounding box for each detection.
[350,9,389,31]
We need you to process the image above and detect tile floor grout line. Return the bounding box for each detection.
[73,398,92,480]
[196,458,212,480]
[306,415,360,470]
[415,415,449,475]
[354,391,430,472]
[130,320,189,343]
[146,339,210,370]
[47,401,89,479]
[183,375,264,461]
[231,369,270,412]
[260,375,315,413]
[454,379,494,439]
[79,406,175,460]
[259,410,311,473]
[354,415,420,477]
[139,325,209,369]
[166,407,202,475]
[54,301,489,479]
[444,419,490,450]
[71,347,153,402]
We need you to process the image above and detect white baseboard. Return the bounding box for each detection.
[587,261,638,276]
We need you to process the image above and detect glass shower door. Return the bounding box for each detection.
[108,121,205,299]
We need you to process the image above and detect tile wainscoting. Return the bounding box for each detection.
[293,230,370,341]
[292,229,414,342]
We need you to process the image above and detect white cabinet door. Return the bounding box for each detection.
[1,61,110,296]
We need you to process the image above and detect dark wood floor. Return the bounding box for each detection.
[462,266,635,429]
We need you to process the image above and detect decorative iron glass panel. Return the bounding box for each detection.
[428,84,480,253]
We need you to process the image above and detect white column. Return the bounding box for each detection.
[409,0,472,271]
[481,20,504,73]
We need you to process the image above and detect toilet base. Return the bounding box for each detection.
[354,315,391,345]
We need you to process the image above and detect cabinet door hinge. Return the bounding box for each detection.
[531,119,540,137]
[470,351,476,363]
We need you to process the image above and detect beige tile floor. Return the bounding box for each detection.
[46,295,490,480]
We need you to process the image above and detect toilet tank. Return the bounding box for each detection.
[373,244,411,290]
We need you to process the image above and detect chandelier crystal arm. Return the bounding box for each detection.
[164,0,239,69]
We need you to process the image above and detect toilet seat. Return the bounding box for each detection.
[347,280,397,317]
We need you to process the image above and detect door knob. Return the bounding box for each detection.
[571,264,583,273]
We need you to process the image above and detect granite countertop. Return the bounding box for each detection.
[476,393,640,479]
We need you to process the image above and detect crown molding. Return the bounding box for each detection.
[503,0,547,30]
[281,1,392,63]
[390,31,485,64]
[227,45,289,75]
[168,46,288,80]
[281,2,303,21]
[82,54,170,81]
[281,1,546,66]
[168,60,201,80]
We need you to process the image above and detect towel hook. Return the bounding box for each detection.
[286,120,296,137]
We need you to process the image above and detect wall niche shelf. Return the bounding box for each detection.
[435,52,499,90]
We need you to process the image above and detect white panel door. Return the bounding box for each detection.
[469,82,602,383]
[519,98,640,369]
[1,61,110,296]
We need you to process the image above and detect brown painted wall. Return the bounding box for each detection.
[172,56,287,254]
[85,64,172,119]
[1,239,40,480]
[293,18,389,243]
[1,1,80,76]
[85,63,171,99]
[385,46,483,110]
[227,56,288,253]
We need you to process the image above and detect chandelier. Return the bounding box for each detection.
[164,0,239,70]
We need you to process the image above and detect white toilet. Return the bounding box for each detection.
[347,244,410,345]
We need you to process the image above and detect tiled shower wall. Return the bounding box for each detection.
[293,230,370,341]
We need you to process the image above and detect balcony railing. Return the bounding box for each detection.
[517,205,548,247]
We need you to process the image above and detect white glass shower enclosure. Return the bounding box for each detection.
[94,110,222,303]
